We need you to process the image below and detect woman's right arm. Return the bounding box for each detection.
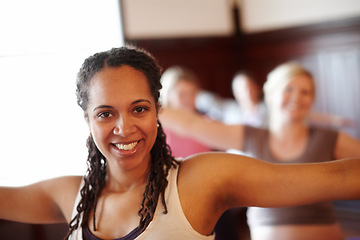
[159,107,245,151]
[0,175,82,224]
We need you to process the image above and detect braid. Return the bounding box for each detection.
[65,136,107,239]
[138,122,179,230]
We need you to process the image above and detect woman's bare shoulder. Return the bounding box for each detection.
[44,175,83,199]
[34,175,83,222]
[177,152,253,194]
[179,152,256,174]
[176,152,260,233]
[36,175,83,192]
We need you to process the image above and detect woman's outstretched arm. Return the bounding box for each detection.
[0,176,81,224]
[179,152,360,216]
[159,107,245,151]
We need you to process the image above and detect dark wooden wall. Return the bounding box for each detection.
[129,16,360,139]
[128,37,241,98]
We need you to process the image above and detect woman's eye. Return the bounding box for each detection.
[97,112,113,119]
[301,90,312,96]
[284,86,293,93]
[134,107,147,113]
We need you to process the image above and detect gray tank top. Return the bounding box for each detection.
[243,126,339,226]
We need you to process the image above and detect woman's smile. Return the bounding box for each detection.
[110,140,143,157]
[114,141,140,151]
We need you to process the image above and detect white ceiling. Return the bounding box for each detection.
[122,0,233,38]
[121,0,360,39]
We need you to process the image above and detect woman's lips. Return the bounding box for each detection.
[114,141,140,151]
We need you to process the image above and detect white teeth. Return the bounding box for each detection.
[115,141,138,151]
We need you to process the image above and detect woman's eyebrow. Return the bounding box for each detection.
[93,105,114,112]
[92,100,152,112]
[132,99,152,105]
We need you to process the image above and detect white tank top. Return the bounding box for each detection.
[68,165,215,240]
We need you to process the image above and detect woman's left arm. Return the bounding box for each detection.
[189,153,360,211]
[334,132,360,159]
[179,153,360,233]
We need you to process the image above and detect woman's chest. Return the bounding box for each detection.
[87,191,144,239]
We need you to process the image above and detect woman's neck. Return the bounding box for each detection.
[105,163,150,193]
[268,118,310,162]
[269,118,308,140]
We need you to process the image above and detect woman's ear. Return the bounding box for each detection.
[84,113,91,131]
[156,102,161,115]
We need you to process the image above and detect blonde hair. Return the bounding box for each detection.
[160,66,199,107]
[263,62,315,109]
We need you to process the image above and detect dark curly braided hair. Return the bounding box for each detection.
[65,46,180,239]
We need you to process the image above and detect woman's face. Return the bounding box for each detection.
[168,79,198,111]
[86,65,158,174]
[271,73,314,122]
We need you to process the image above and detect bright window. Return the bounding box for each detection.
[0,0,124,186]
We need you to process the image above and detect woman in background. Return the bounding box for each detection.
[160,62,360,240]
[160,66,212,158]
[196,71,268,127]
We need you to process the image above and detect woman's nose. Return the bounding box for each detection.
[113,117,135,136]
[290,90,300,101]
